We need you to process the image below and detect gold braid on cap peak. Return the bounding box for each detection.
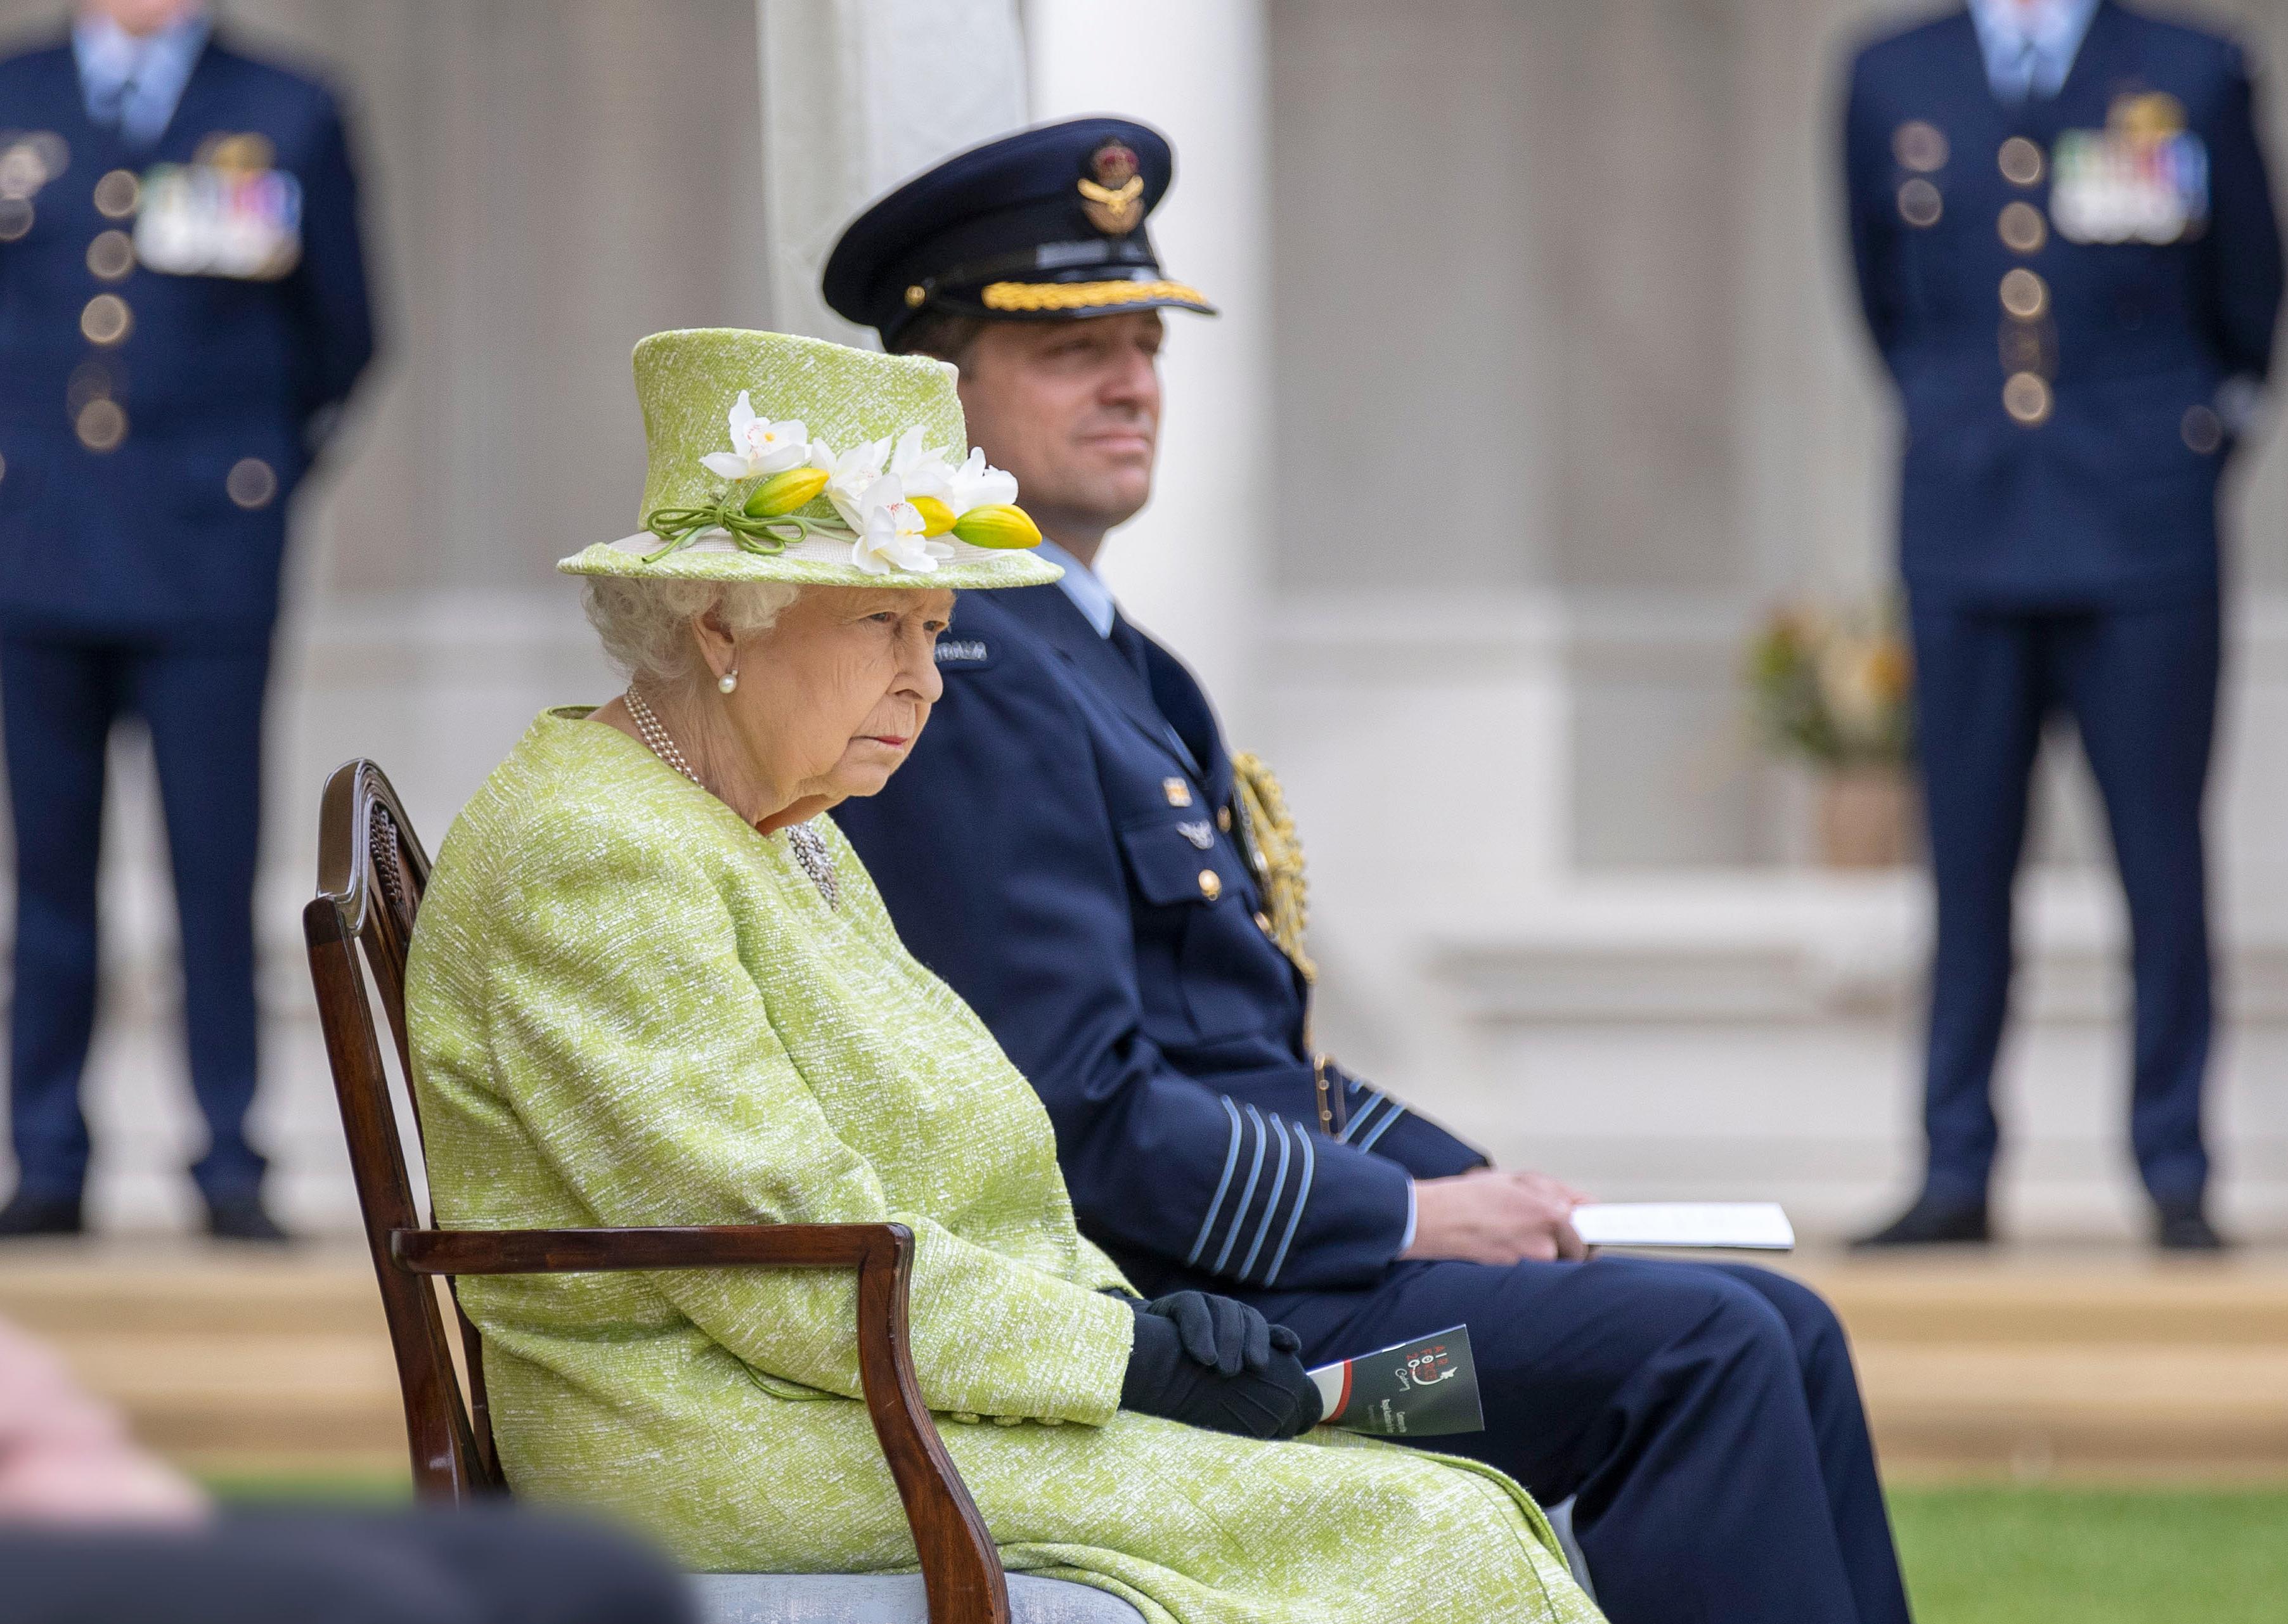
[979,278,1209,313]
[1231,752,1315,984]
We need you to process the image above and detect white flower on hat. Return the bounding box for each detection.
[898,442,1023,537]
[886,425,960,501]
[823,437,893,530]
[941,447,1019,515]
[850,475,955,576]
[700,392,811,481]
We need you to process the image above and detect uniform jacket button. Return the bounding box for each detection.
[93,167,139,217]
[1998,200,2047,253]
[1197,870,1222,901]
[75,397,126,451]
[1998,136,2045,187]
[80,292,131,345]
[2003,372,2053,426]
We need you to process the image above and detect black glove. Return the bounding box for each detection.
[1113,1291,1323,1439]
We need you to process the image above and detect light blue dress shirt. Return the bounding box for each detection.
[73,8,211,149]
[1037,538,1118,638]
[1966,0,2102,103]
[1030,535,1420,1249]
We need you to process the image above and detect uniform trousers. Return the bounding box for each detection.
[1250,1256,1910,1624]
[1909,593,2219,1203]
[1,632,272,1202]
[4,1505,690,1624]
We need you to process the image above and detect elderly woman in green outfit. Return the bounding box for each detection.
[406,329,1601,1624]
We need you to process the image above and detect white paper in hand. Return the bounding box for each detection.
[1568,1202,1795,1251]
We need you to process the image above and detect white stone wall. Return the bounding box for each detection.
[1260,591,2288,1239]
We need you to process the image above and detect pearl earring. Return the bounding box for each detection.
[718,668,739,695]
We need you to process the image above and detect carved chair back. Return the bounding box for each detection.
[302,759,503,1498]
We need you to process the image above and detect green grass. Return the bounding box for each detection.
[201,1470,411,1507]
[1890,1485,2288,1624]
[196,1473,2288,1619]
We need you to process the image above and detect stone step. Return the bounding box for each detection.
[1852,1343,2288,1477]
[0,1245,385,1337]
[1794,1257,2288,1345]
[1782,1253,2288,1477]
[0,1241,408,1476]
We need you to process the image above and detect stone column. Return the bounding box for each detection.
[1022,0,1273,734]
[757,0,1030,343]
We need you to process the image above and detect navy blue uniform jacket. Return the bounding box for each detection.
[836,584,1487,1293]
[1845,1,2282,606]
[0,33,373,643]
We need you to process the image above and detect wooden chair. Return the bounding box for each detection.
[302,759,1141,1624]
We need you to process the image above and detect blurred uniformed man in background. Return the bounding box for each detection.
[0,0,375,1238]
[1844,0,2282,1249]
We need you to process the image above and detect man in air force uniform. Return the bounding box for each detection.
[828,119,1911,1624]
[1844,1,2282,1250]
[0,0,375,1237]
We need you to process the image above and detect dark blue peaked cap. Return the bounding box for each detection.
[822,115,1217,350]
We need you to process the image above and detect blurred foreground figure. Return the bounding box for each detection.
[829,119,1911,1624]
[0,1313,691,1624]
[1845,0,2284,1251]
[0,0,375,1239]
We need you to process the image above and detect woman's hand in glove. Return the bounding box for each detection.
[1115,1291,1323,1439]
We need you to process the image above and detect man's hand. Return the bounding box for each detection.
[1400,1168,1592,1265]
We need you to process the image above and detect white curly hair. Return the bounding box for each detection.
[581,577,803,688]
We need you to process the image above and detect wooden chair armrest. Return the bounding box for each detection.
[392,1223,1009,1624]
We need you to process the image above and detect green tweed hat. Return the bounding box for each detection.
[557,328,1061,590]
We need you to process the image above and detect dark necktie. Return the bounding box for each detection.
[1107,613,1154,687]
[88,71,135,131]
[1108,614,1202,774]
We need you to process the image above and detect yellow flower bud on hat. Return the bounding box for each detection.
[908,494,957,536]
[743,466,831,519]
[952,503,1043,550]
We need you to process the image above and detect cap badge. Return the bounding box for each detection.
[1077,140,1144,236]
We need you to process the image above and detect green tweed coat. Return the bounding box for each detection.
[407,710,1602,1624]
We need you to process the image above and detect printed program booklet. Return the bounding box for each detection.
[1567,1202,1796,1251]
[1310,1325,1484,1436]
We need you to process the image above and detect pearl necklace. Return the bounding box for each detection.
[622,686,839,910]
[623,683,698,783]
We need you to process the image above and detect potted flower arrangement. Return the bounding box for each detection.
[1746,600,1916,868]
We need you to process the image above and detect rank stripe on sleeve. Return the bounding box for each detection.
[1186,1106,1328,1287]
[1234,1117,1295,1282]
[1186,1097,1248,1268]
[1209,1105,1272,1276]
[1260,1122,1317,1287]
[1338,1088,1408,1152]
